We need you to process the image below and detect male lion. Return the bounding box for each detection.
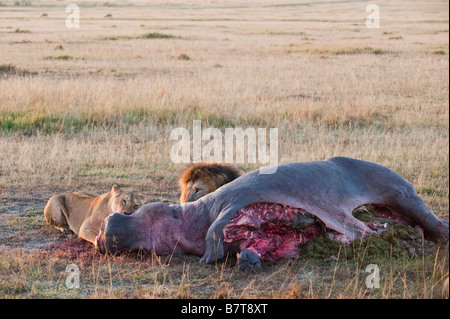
[44,185,145,244]
[179,163,243,204]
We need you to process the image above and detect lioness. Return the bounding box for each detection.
[44,185,145,244]
[179,163,243,204]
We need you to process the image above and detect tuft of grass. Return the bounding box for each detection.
[141,32,175,39]
[0,63,36,77]
[332,47,389,55]
[43,55,74,61]
[100,34,176,41]
[0,63,17,75]
[101,35,134,41]
[177,54,191,60]
[418,186,443,196]
[287,47,391,55]
[14,28,31,33]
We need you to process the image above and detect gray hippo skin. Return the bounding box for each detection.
[95,157,449,266]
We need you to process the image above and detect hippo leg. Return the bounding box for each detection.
[238,248,261,271]
[387,192,449,243]
[201,206,240,263]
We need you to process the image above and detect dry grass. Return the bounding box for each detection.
[0,0,448,299]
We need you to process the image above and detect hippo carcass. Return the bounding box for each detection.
[95,157,449,269]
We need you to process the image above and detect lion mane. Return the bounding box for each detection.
[179,163,243,204]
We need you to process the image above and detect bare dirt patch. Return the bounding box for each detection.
[0,192,56,252]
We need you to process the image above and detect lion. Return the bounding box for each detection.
[44,185,146,244]
[179,163,243,204]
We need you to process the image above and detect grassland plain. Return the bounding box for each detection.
[0,0,448,299]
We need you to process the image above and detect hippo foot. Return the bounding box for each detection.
[200,239,225,263]
[200,250,224,264]
[237,248,261,271]
[199,254,211,264]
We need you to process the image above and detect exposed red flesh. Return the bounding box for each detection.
[95,233,105,253]
[223,202,419,262]
[368,204,413,226]
[223,203,322,261]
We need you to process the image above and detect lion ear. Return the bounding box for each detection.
[111,185,121,194]
[137,194,146,204]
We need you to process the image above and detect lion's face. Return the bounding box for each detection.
[110,185,146,215]
[179,163,243,204]
[181,179,211,203]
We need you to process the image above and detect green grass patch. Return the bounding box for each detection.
[0,111,87,135]
[1,106,390,136]
[418,186,443,196]
[0,105,394,136]
[141,32,175,39]
[432,50,446,55]
[0,108,264,135]
[101,35,134,41]
[14,28,31,33]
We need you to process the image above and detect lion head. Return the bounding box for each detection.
[179,163,243,204]
[110,185,146,215]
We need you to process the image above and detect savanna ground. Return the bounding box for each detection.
[0,0,448,299]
